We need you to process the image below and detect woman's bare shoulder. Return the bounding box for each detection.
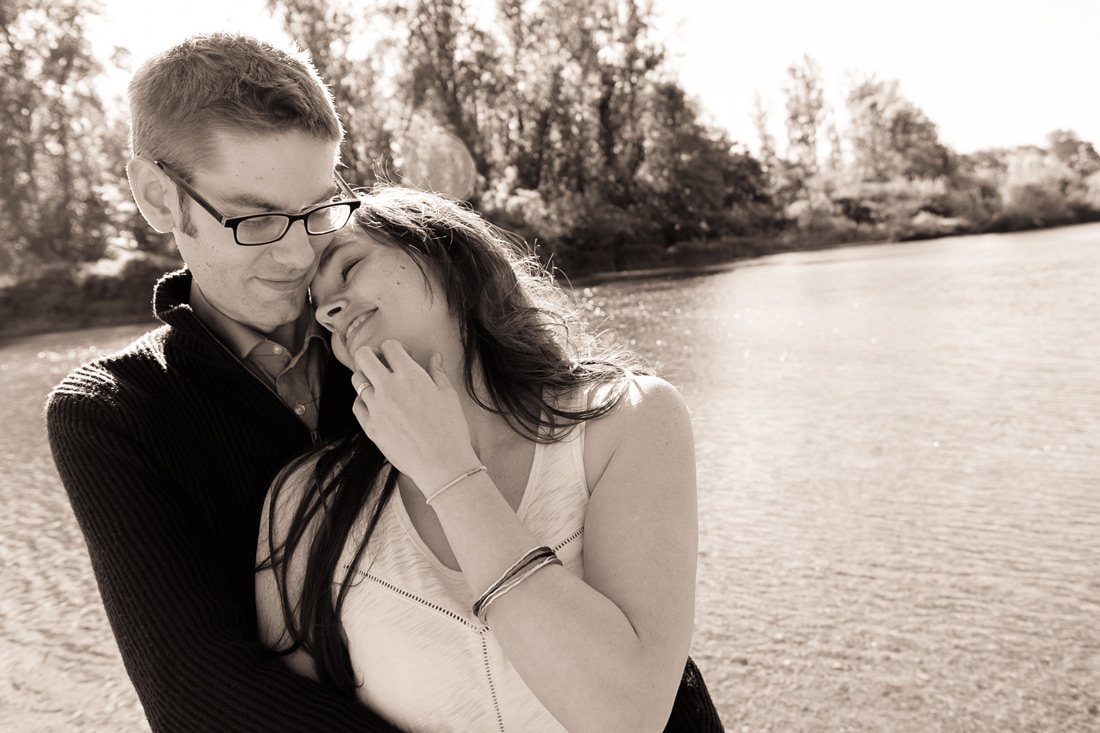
[583,374,693,490]
[590,374,690,435]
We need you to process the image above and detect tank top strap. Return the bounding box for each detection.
[518,387,593,531]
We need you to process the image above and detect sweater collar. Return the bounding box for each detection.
[152,267,201,332]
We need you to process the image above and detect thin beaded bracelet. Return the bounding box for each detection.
[424,465,487,506]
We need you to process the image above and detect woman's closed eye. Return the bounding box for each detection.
[340,258,362,282]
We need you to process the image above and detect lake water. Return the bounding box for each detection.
[2,224,1098,731]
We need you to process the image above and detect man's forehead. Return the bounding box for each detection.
[200,133,341,211]
[201,162,338,210]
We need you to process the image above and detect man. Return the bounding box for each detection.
[45,33,401,731]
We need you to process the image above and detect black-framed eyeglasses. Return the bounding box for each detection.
[155,160,361,246]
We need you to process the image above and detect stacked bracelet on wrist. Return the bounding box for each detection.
[424,465,487,506]
[473,545,562,624]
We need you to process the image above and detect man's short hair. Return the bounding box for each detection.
[128,32,344,177]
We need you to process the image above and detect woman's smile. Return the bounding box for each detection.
[343,308,377,347]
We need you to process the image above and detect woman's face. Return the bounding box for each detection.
[310,228,461,371]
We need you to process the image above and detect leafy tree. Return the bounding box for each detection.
[492,0,595,196]
[889,102,954,180]
[1047,129,1100,178]
[586,0,662,204]
[823,112,843,173]
[1,0,122,274]
[782,54,824,176]
[845,76,952,182]
[268,0,398,186]
[395,0,497,183]
[996,146,1078,228]
[635,82,769,243]
[482,0,664,199]
[751,91,778,175]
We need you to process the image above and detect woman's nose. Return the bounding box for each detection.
[315,299,345,330]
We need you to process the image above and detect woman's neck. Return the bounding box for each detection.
[452,356,521,460]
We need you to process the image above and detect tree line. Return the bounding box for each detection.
[3,0,1099,292]
[758,56,1100,252]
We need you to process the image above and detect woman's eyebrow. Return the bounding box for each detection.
[317,240,353,277]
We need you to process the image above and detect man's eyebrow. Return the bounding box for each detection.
[221,183,339,214]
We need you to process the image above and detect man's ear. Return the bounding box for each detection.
[127,157,176,233]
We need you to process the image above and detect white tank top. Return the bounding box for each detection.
[338,392,591,732]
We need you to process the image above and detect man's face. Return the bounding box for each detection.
[171,131,343,334]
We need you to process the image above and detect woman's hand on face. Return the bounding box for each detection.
[350,340,480,493]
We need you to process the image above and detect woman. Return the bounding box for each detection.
[256,187,720,732]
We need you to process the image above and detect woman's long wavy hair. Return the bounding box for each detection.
[258,186,652,698]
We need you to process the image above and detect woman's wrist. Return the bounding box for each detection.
[411,453,483,499]
[424,465,487,505]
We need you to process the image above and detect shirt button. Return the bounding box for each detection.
[294,404,306,415]
[273,346,284,355]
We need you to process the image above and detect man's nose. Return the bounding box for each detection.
[269,220,317,270]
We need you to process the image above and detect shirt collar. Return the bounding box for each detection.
[189,282,323,360]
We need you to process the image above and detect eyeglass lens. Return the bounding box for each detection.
[235,204,355,245]
[306,204,354,234]
[237,217,291,245]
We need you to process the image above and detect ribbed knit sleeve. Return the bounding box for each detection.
[45,343,402,732]
[664,657,725,732]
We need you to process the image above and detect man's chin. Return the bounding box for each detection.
[248,298,308,336]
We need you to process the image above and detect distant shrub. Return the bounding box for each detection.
[890,211,967,241]
[482,188,668,276]
[983,146,1100,230]
[1086,172,1100,210]
[998,182,1076,230]
[0,250,182,337]
[834,197,876,224]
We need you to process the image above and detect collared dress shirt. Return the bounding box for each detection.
[190,284,328,432]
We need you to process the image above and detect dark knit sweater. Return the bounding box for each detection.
[45,269,401,732]
[46,269,724,732]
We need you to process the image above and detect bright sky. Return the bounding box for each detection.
[88,0,1100,155]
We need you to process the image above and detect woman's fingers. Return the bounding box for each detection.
[344,341,475,487]
[352,345,390,384]
[351,396,371,427]
[378,339,422,373]
[354,340,425,381]
[428,352,455,393]
[351,371,373,401]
